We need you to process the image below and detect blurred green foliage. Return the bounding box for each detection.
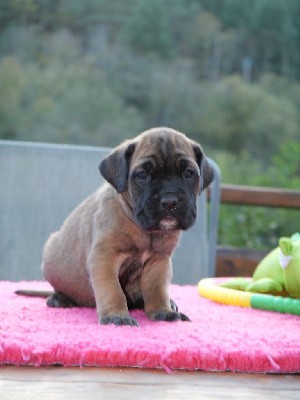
[0,0,299,249]
[215,144,300,248]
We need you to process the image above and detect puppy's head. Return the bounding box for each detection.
[99,127,214,232]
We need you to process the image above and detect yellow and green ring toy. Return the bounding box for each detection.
[198,278,300,316]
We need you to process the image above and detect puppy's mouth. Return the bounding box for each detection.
[158,216,179,231]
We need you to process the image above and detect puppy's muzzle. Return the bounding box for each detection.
[160,193,179,211]
[134,186,196,232]
[158,192,180,230]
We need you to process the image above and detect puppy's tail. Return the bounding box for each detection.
[15,289,53,298]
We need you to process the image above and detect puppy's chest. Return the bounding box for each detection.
[118,251,151,287]
[118,231,179,288]
[149,232,180,255]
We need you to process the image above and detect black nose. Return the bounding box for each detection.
[160,193,178,211]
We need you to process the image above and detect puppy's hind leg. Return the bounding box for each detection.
[46,292,78,308]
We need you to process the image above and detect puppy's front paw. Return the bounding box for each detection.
[100,314,139,327]
[150,310,191,322]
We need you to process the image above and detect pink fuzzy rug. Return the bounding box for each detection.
[1,281,300,373]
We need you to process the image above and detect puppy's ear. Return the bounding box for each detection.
[99,142,136,193]
[193,145,214,191]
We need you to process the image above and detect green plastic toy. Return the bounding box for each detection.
[221,233,300,298]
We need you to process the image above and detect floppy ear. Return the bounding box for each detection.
[99,141,136,193]
[193,145,215,191]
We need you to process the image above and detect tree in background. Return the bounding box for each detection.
[125,0,174,59]
[197,76,299,162]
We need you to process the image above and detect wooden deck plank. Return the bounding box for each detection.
[218,184,300,209]
[216,246,268,277]
[0,366,299,400]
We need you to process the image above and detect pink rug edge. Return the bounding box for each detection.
[1,281,300,374]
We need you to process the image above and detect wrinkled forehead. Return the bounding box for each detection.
[130,132,197,170]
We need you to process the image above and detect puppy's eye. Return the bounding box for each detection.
[135,170,148,180]
[183,169,195,179]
